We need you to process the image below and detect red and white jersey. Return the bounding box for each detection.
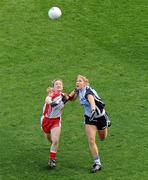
[42,91,64,119]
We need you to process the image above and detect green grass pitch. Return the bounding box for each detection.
[0,0,148,180]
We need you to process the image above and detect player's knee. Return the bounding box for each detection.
[99,134,107,141]
[88,138,95,146]
[52,139,59,146]
[99,128,107,141]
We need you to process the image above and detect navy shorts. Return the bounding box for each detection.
[84,113,109,130]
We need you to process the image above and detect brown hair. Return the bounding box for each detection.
[46,79,63,93]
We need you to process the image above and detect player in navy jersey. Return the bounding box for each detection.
[41,79,69,169]
[68,75,111,173]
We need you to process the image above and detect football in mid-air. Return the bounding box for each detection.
[48,7,62,20]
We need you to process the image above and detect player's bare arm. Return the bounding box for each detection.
[87,94,96,111]
[68,89,78,101]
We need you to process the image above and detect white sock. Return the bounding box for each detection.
[94,156,101,165]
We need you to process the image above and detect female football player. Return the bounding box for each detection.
[40,79,68,169]
[68,75,111,173]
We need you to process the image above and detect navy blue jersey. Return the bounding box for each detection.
[78,86,105,118]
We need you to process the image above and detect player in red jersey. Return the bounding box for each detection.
[40,79,68,169]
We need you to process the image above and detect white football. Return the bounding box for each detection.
[48,7,62,20]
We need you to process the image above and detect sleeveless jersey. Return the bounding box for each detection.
[42,91,64,119]
[78,86,105,118]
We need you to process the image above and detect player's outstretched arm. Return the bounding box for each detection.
[68,89,78,101]
[61,93,70,104]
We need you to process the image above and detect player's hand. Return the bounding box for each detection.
[89,109,96,121]
[61,93,69,104]
[67,89,78,101]
[74,88,79,94]
[45,96,52,104]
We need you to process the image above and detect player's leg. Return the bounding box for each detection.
[41,116,52,142]
[48,126,61,168]
[85,125,101,172]
[98,128,107,141]
[97,114,108,141]
[44,132,52,143]
[85,125,98,155]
